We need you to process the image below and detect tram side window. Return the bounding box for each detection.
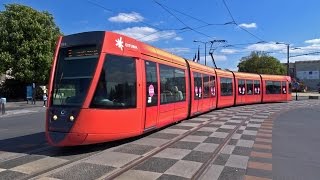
[238,79,245,95]
[246,80,253,95]
[210,76,216,97]
[91,54,136,108]
[194,72,202,100]
[203,75,210,98]
[266,81,281,94]
[282,81,287,94]
[221,77,233,96]
[145,61,158,107]
[160,64,186,104]
[254,80,261,95]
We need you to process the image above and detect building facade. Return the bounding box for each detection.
[288,60,320,90]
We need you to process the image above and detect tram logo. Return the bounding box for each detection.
[115,37,124,51]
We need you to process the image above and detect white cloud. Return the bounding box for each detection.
[113,26,178,42]
[220,48,239,54]
[305,38,320,44]
[246,42,283,51]
[174,37,183,41]
[238,23,257,29]
[108,12,144,23]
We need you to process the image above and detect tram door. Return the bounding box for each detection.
[144,61,158,129]
[193,72,202,113]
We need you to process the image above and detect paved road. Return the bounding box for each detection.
[273,106,320,180]
[0,111,47,154]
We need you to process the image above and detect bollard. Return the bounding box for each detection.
[0,98,6,115]
[1,103,4,115]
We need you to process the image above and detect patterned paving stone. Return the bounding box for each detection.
[157,174,188,180]
[182,151,212,163]
[213,154,230,166]
[217,166,246,180]
[115,170,161,180]
[132,137,169,147]
[241,134,256,141]
[153,148,191,160]
[200,164,224,180]
[246,168,272,179]
[210,132,229,138]
[228,139,238,145]
[148,133,178,140]
[133,157,178,173]
[225,155,249,169]
[169,141,200,150]
[204,137,225,144]
[236,139,254,148]
[0,155,45,169]
[194,143,218,153]
[198,127,218,132]
[232,146,252,156]
[50,162,115,180]
[221,145,235,154]
[243,130,258,136]
[180,135,207,143]
[0,170,27,180]
[216,128,233,133]
[178,122,200,127]
[160,129,188,134]
[11,157,68,174]
[168,125,193,130]
[164,160,202,179]
[113,144,155,155]
[85,151,140,168]
[191,131,212,136]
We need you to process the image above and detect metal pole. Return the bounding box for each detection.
[287,44,290,76]
[295,91,298,101]
[204,43,207,66]
[1,103,5,115]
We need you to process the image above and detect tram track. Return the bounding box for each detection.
[100,107,253,180]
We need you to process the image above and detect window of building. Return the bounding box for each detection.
[254,80,261,95]
[145,61,158,107]
[221,77,233,96]
[194,72,202,99]
[160,64,186,104]
[203,75,210,98]
[266,81,281,94]
[246,80,253,95]
[238,79,245,95]
[91,54,136,108]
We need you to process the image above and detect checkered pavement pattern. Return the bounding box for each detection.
[0,100,319,180]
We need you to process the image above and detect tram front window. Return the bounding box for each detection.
[91,54,137,109]
[52,46,99,106]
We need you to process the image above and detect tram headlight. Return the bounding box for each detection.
[52,115,58,121]
[69,115,75,121]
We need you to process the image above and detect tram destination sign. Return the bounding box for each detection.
[66,46,99,58]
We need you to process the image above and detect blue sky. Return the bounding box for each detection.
[1,0,320,70]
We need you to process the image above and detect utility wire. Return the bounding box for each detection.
[222,0,265,42]
[154,0,216,39]
[290,51,320,58]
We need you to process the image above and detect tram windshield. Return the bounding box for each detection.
[51,46,99,106]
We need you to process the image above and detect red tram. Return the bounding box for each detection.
[46,31,291,146]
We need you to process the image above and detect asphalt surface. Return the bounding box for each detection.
[273,106,320,180]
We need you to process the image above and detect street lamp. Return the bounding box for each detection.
[194,40,226,66]
[276,42,290,76]
[193,40,209,66]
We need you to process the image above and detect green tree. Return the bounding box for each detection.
[237,51,286,75]
[0,4,61,84]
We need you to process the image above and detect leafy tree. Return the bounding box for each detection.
[237,51,286,75]
[0,4,61,84]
